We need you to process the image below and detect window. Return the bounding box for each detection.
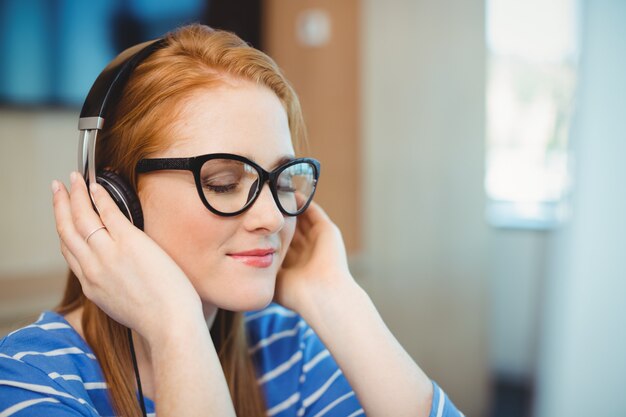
[485,0,580,229]
[0,0,262,107]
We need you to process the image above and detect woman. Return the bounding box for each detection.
[0,25,461,416]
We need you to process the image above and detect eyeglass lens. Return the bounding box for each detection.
[199,159,316,214]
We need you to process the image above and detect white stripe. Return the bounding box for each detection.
[13,347,96,361]
[48,373,107,390]
[84,382,107,390]
[7,322,71,337]
[0,397,60,417]
[36,322,70,331]
[311,391,355,417]
[302,369,343,408]
[258,351,303,385]
[267,392,300,416]
[245,305,297,322]
[0,380,96,413]
[435,386,445,417]
[0,380,83,401]
[346,410,365,417]
[302,350,330,373]
[249,321,305,354]
[302,328,314,339]
[48,372,82,381]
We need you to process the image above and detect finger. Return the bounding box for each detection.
[286,234,304,254]
[295,206,316,230]
[286,226,307,253]
[294,191,308,210]
[300,201,338,234]
[291,222,307,243]
[302,200,331,224]
[88,182,135,239]
[69,172,108,241]
[60,241,84,279]
[52,179,93,263]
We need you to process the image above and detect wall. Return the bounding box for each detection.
[0,110,77,274]
[488,230,547,381]
[0,109,76,334]
[263,0,362,253]
[361,0,489,414]
[0,1,492,414]
[534,1,626,415]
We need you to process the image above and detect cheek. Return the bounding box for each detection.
[139,179,229,270]
[279,217,297,260]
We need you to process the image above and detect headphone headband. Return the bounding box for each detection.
[78,38,167,183]
[77,37,168,234]
[79,38,167,123]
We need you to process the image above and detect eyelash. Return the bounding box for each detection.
[204,183,238,193]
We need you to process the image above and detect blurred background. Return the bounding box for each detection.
[1,0,625,416]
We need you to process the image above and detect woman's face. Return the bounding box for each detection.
[137,80,297,312]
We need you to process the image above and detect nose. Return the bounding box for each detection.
[243,181,284,234]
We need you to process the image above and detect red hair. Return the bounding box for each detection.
[57,24,306,417]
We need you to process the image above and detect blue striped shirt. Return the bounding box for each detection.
[0,304,461,416]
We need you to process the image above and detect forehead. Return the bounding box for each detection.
[164,80,295,167]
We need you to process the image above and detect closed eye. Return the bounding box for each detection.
[203,183,239,193]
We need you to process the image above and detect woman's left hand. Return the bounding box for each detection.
[275,200,354,313]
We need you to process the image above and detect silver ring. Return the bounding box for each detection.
[85,226,107,243]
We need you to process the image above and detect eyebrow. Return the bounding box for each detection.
[274,155,296,168]
[240,154,296,169]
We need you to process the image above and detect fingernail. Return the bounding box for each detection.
[70,171,78,183]
[90,183,98,195]
[51,180,60,193]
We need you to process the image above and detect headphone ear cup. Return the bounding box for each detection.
[96,170,144,230]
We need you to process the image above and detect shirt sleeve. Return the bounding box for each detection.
[0,355,98,417]
[295,325,364,417]
[428,381,465,417]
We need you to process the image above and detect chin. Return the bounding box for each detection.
[236,294,274,312]
[199,277,276,312]
[214,293,274,312]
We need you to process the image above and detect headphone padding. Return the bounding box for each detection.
[96,170,144,230]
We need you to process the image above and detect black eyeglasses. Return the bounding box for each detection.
[136,153,320,217]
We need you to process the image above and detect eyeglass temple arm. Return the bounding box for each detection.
[136,158,195,173]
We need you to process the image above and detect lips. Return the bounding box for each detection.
[227,248,276,268]
[228,248,276,257]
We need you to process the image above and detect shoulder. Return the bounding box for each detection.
[0,311,99,381]
[245,304,363,417]
[244,303,310,367]
[243,303,343,378]
[0,312,107,416]
[245,303,305,345]
[244,302,336,367]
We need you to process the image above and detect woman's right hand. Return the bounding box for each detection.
[54,172,237,417]
[52,172,203,343]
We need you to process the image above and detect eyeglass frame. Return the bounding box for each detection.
[136,153,321,217]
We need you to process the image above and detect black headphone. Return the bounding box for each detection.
[78,38,169,417]
[78,38,168,231]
